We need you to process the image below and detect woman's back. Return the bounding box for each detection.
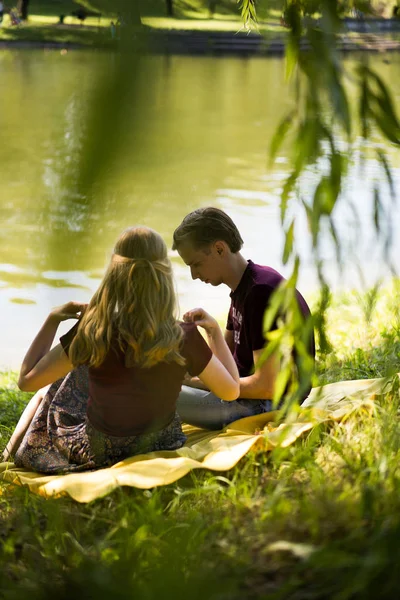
[61,321,211,437]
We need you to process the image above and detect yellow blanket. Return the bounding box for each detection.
[0,375,397,503]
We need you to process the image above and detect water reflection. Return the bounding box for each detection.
[0,268,91,291]
[0,51,399,367]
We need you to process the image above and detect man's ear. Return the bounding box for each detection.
[214,241,226,256]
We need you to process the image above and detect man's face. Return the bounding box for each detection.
[177,241,225,286]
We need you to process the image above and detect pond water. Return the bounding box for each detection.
[1,49,399,368]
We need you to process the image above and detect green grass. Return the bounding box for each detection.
[0,23,115,46]
[0,281,400,598]
[0,373,32,449]
[0,0,115,46]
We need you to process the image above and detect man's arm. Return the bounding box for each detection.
[238,348,279,399]
[183,337,279,399]
[224,329,234,353]
[225,328,279,400]
[183,347,279,398]
[182,307,278,399]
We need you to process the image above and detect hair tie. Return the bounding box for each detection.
[112,254,148,266]
[112,254,170,270]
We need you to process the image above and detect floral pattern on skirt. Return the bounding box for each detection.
[14,366,186,474]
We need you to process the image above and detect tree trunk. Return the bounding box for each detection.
[208,1,218,18]
[18,0,30,20]
[166,0,174,17]
[117,0,142,27]
[126,2,142,26]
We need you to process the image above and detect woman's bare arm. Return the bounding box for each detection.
[18,302,86,392]
[183,308,240,401]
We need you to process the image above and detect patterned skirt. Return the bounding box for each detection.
[14,366,186,474]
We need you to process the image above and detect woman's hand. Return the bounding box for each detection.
[183,308,219,337]
[18,305,81,393]
[50,302,87,323]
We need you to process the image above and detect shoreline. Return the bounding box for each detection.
[1,30,400,54]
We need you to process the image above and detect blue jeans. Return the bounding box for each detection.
[176,385,273,431]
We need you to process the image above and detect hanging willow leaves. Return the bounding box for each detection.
[373,186,381,234]
[239,0,399,411]
[377,150,396,203]
[237,0,258,30]
[283,220,295,264]
[270,111,295,165]
[329,217,342,268]
[281,172,299,224]
[359,67,370,140]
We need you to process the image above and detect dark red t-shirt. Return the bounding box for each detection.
[226,261,315,398]
[60,322,212,437]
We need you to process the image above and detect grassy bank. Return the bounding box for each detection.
[1,1,398,49]
[0,281,399,599]
[0,0,284,46]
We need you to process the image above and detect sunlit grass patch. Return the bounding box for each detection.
[316,279,400,384]
[142,16,286,34]
[28,14,111,26]
[143,16,245,32]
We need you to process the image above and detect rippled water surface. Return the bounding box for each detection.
[1,50,399,367]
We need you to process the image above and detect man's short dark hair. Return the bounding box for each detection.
[172,207,244,253]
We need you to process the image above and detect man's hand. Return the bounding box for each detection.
[50,302,88,323]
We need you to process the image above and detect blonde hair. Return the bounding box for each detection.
[69,227,184,369]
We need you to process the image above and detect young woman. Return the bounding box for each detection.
[3,227,239,473]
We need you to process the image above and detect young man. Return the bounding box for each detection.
[173,206,315,430]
